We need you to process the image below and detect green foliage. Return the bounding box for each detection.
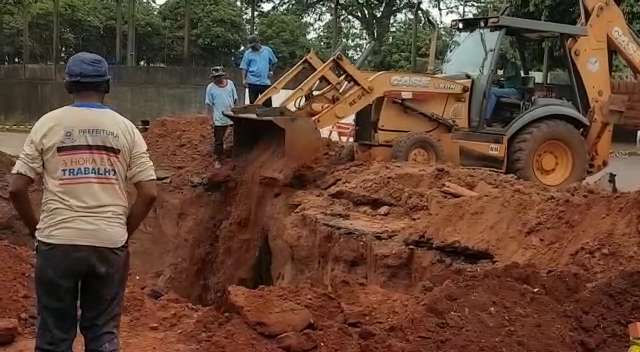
[319,22,367,60]
[257,11,310,69]
[380,18,445,71]
[1,0,640,71]
[620,0,640,33]
[159,0,245,66]
[0,0,22,63]
[340,0,416,69]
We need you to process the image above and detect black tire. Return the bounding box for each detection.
[508,119,587,187]
[391,132,444,165]
[339,143,355,163]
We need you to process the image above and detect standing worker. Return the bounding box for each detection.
[240,35,278,107]
[205,66,238,168]
[8,52,157,352]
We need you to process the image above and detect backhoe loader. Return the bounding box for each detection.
[225,0,638,187]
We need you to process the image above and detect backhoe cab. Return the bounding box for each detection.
[225,0,637,187]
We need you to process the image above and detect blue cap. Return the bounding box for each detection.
[65,52,110,83]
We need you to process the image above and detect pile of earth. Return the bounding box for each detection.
[0,152,29,244]
[0,116,639,352]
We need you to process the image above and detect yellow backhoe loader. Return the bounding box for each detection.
[225,0,638,187]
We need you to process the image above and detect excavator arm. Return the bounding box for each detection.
[570,0,639,172]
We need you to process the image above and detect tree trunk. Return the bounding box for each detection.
[183,0,191,65]
[53,0,59,76]
[116,0,122,64]
[332,0,340,51]
[22,4,29,65]
[127,0,136,66]
[427,27,438,73]
[411,1,420,72]
[0,12,4,65]
[371,18,391,69]
[250,0,256,35]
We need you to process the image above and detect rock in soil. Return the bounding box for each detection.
[377,206,391,216]
[0,318,19,345]
[227,286,313,337]
[275,331,318,352]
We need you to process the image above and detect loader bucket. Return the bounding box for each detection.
[225,109,323,164]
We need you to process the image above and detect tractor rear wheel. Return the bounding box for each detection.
[391,132,443,166]
[508,119,587,187]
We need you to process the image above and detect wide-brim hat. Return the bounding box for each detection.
[209,66,226,78]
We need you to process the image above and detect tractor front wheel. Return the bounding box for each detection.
[391,132,444,166]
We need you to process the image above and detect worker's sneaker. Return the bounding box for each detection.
[214,161,222,169]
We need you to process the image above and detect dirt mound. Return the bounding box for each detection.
[0,241,34,334]
[135,118,640,350]
[143,116,216,187]
[2,115,639,351]
[0,151,15,192]
[0,152,25,243]
[144,115,213,168]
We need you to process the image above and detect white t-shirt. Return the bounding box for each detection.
[205,80,238,126]
[12,103,156,248]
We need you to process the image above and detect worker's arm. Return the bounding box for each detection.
[268,47,278,78]
[127,180,157,236]
[9,174,38,237]
[205,84,214,114]
[126,128,158,238]
[240,50,249,86]
[9,126,43,237]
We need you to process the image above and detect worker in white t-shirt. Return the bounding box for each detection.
[9,52,157,352]
[205,66,238,168]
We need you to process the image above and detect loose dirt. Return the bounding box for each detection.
[0,116,639,351]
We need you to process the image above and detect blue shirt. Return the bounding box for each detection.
[205,80,238,126]
[240,46,278,85]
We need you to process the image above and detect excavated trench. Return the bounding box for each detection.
[143,148,506,307]
[4,117,640,351]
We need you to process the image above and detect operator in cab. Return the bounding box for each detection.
[485,52,522,125]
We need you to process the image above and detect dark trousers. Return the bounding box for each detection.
[214,125,230,160]
[247,83,272,107]
[35,242,129,352]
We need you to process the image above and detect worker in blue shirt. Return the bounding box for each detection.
[240,35,278,107]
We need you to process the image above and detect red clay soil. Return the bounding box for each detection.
[0,242,34,323]
[0,152,28,245]
[1,116,640,352]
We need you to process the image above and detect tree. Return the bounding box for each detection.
[620,0,640,33]
[340,0,416,69]
[381,16,450,71]
[0,0,22,64]
[256,11,310,69]
[160,0,245,66]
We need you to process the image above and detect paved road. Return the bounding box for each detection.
[0,132,27,156]
[1,132,638,191]
[588,142,640,192]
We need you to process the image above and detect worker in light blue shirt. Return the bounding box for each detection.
[205,66,238,168]
[240,35,278,107]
